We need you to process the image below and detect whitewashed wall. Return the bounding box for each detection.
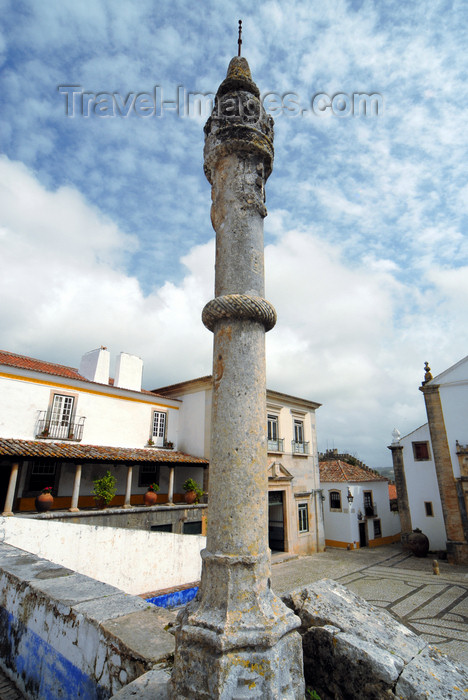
[352,481,400,543]
[0,371,180,449]
[439,382,468,478]
[400,424,446,550]
[0,517,205,595]
[322,480,400,548]
[174,388,210,459]
[321,483,354,544]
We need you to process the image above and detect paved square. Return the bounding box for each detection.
[271,544,468,665]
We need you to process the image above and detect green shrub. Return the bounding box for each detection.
[92,470,116,505]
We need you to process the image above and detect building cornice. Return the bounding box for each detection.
[0,370,180,409]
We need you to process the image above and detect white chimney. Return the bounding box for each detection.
[114,352,143,392]
[79,347,110,384]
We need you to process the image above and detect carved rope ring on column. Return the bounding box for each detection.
[202,294,277,332]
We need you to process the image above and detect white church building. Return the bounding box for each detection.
[391,356,468,564]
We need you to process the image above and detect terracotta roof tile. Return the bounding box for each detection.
[0,438,208,465]
[0,350,85,381]
[319,459,387,483]
[388,484,397,499]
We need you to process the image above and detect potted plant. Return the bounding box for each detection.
[144,482,160,506]
[183,478,203,505]
[35,486,54,512]
[146,438,155,447]
[164,441,174,450]
[92,470,116,508]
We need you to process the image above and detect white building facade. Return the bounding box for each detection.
[156,377,326,555]
[393,357,468,563]
[395,423,446,550]
[0,348,207,516]
[319,458,400,549]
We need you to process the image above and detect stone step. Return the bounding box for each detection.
[0,669,24,700]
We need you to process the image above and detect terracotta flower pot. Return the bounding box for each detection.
[35,492,54,512]
[144,489,158,506]
[184,490,197,505]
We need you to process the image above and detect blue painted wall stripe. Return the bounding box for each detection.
[146,586,198,609]
[0,606,108,700]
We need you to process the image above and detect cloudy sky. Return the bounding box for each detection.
[1,0,467,468]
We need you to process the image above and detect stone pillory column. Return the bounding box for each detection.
[387,431,412,549]
[170,57,304,698]
[420,363,468,564]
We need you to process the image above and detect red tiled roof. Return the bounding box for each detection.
[319,459,387,483]
[388,484,397,499]
[0,350,85,381]
[0,439,208,465]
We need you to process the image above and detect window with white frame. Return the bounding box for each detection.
[294,419,304,443]
[50,395,74,438]
[292,419,308,453]
[267,414,282,451]
[298,503,309,533]
[152,411,167,446]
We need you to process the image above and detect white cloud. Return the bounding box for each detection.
[3,154,468,467]
[2,0,468,469]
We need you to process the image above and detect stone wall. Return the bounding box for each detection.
[0,514,205,595]
[50,502,207,533]
[0,542,175,699]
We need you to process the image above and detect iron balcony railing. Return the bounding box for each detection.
[364,504,378,517]
[268,438,284,452]
[36,412,85,441]
[292,440,309,454]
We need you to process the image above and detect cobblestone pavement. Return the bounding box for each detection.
[271,543,468,666]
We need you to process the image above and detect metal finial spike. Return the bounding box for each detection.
[238,19,242,57]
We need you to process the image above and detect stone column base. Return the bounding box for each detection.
[170,629,304,699]
[446,541,468,565]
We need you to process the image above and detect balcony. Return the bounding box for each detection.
[364,504,378,517]
[268,438,284,453]
[292,440,309,455]
[36,412,85,441]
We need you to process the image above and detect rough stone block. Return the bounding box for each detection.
[396,645,468,699]
[73,592,149,623]
[102,608,176,664]
[301,625,399,699]
[283,578,468,700]
[283,578,426,663]
[110,667,171,699]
